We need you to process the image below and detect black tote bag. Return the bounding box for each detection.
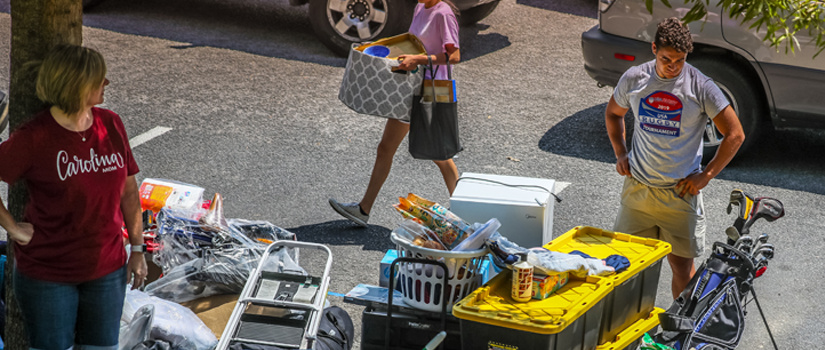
[408,54,462,161]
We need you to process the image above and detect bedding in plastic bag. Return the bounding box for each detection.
[487,232,614,277]
[121,289,217,350]
[144,247,262,303]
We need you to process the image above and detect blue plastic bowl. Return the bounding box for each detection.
[364,45,390,58]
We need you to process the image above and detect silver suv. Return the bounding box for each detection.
[581,0,825,157]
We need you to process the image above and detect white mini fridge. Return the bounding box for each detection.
[450,172,557,248]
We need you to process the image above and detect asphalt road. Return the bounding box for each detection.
[1,0,825,348]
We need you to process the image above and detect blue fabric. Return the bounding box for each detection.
[569,250,594,259]
[604,255,631,273]
[13,265,126,350]
[570,251,631,273]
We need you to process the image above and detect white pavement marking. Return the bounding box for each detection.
[130,126,172,148]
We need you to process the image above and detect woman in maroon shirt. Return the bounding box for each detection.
[0,44,146,350]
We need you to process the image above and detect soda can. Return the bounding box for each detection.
[511,260,533,302]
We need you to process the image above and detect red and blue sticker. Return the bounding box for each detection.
[639,91,683,137]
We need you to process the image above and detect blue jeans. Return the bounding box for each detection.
[13,265,127,350]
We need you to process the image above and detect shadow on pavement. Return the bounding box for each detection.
[541,104,825,195]
[517,0,598,19]
[55,0,511,67]
[288,220,394,252]
[460,23,512,62]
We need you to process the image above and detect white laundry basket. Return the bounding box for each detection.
[390,230,489,312]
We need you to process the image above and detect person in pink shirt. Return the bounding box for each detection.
[330,0,461,227]
[0,44,147,350]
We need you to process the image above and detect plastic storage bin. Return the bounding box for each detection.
[544,226,671,345]
[391,231,489,312]
[595,308,663,350]
[452,271,613,350]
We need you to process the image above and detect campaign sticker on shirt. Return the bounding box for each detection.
[638,91,683,137]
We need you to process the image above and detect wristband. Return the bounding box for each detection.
[130,244,147,253]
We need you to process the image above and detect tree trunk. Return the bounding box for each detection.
[5,0,82,348]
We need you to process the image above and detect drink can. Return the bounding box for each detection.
[511,261,533,302]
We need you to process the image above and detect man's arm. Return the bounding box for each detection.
[605,96,632,176]
[676,105,745,197]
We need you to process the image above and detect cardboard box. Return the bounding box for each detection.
[379,249,399,288]
[379,250,494,287]
[450,173,556,248]
[531,272,569,300]
[355,32,426,60]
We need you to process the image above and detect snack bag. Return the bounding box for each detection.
[406,193,472,240]
[395,197,466,249]
[406,193,471,229]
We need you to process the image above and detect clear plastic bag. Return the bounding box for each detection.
[452,218,500,252]
[144,247,262,303]
[121,289,217,350]
[147,209,298,303]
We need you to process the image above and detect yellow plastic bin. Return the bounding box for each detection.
[595,308,664,350]
[544,226,671,346]
[452,271,613,350]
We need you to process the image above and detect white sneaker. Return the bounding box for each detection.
[329,199,369,227]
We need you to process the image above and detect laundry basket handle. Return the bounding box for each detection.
[386,257,449,350]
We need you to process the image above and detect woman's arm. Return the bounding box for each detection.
[121,175,147,289]
[0,177,33,245]
[397,44,461,70]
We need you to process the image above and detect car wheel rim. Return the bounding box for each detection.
[704,82,740,148]
[325,0,389,42]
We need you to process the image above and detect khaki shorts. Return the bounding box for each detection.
[613,176,705,258]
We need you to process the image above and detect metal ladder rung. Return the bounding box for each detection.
[238,297,323,311]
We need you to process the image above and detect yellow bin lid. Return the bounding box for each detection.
[544,226,672,286]
[452,271,613,334]
[595,308,664,350]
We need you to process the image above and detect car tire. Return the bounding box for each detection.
[309,0,415,57]
[458,0,500,26]
[689,57,768,163]
[82,0,106,10]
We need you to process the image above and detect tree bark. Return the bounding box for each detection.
[5,0,82,348]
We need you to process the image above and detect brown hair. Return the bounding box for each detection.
[654,17,693,53]
[440,0,460,17]
[35,44,107,116]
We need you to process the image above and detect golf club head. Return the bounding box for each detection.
[725,226,740,245]
[756,233,769,244]
[754,243,776,259]
[753,197,785,222]
[727,189,755,234]
[755,249,775,261]
[734,235,754,254]
[740,197,785,235]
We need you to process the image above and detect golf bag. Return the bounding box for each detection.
[652,191,784,350]
[653,243,753,350]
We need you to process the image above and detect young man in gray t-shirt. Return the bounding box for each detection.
[604,17,745,299]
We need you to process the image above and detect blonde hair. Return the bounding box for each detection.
[35,44,107,116]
